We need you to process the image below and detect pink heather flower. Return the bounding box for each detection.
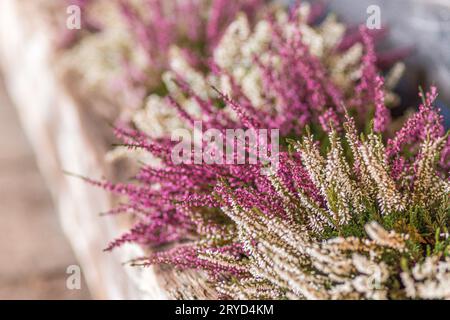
[119,0,264,68]
[319,109,341,133]
[111,0,267,115]
[256,24,344,135]
[387,87,445,157]
[307,1,327,25]
[351,27,391,131]
[386,86,446,177]
[373,76,391,133]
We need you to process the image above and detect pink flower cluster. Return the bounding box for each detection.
[387,86,450,179]
[118,0,264,70]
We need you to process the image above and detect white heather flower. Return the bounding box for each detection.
[402,256,450,299]
[133,95,186,139]
[365,222,407,252]
[359,134,406,214]
[412,135,448,207]
[169,47,209,99]
[105,145,162,167]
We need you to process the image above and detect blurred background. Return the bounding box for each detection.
[328,0,450,125]
[0,76,90,299]
[0,0,448,299]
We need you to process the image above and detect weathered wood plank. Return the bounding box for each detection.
[0,0,168,300]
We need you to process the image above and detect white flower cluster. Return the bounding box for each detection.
[204,117,449,300]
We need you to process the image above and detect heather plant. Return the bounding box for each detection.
[79,2,449,299]
[109,2,405,162]
[60,0,266,120]
[99,87,449,300]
